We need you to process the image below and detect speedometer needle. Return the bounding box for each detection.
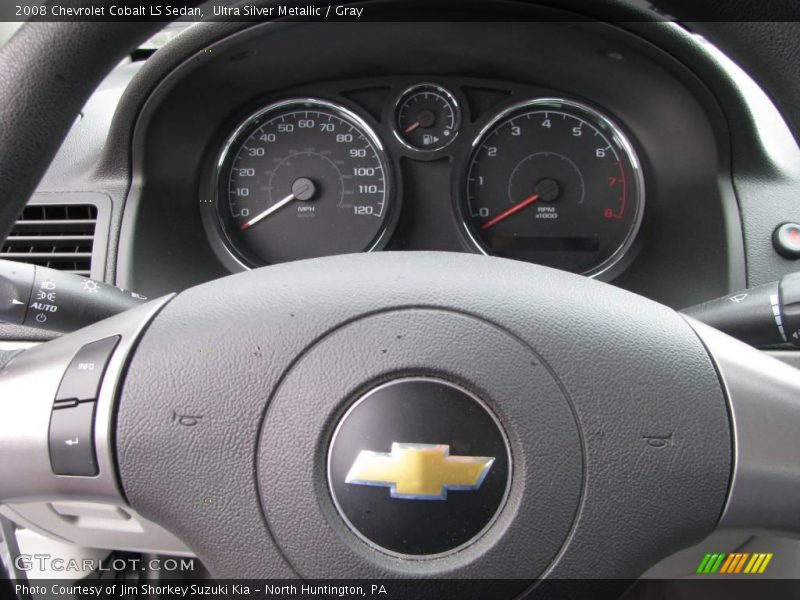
[240,179,314,231]
[480,193,540,230]
[240,192,297,231]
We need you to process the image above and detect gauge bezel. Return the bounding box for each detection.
[459,97,645,280]
[206,97,395,271]
[392,83,462,153]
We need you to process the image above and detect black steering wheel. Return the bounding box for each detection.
[0,1,799,591]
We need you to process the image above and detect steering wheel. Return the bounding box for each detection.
[0,2,799,589]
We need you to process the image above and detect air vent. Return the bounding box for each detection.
[1,204,97,276]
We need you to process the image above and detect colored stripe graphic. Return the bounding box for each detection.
[696,554,712,574]
[710,554,725,573]
[697,552,772,574]
[734,553,749,573]
[719,553,736,573]
[758,553,773,573]
[697,553,726,574]
[745,553,774,574]
[745,554,760,573]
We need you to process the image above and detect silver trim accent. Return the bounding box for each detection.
[392,83,461,152]
[327,376,512,560]
[766,350,800,370]
[0,502,193,557]
[0,341,38,351]
[685,317,800,534]
[0,295,174,504]
[461,97,646,281]
[769,293,788,342]
[205,97,394,271]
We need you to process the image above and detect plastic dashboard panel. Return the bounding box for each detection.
[116,21,744,308]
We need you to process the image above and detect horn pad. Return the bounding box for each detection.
[257,308,583,578]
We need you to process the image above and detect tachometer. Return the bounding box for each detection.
[213,98,393,267]
[462,98,644,278]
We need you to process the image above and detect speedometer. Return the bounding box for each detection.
[212,98,393,268]
[462,98,644,278]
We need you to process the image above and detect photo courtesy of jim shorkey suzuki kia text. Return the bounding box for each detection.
[31,3,367,18]
[15,583,389,597]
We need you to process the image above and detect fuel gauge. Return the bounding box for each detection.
[394,83,461,152]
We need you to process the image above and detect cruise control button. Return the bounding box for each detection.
[55,336,119,403]
[49,401,98,476]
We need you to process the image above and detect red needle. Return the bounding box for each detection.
[404,121,421,133]
[480,194,540,230]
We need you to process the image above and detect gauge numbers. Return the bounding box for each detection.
[464,98,644,277]
[216,99,393,267]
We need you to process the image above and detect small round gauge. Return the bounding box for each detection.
[213,98,393,268]
[462,98,644,278]
[394,83,460,151]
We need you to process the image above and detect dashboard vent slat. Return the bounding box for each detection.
[1,204,98,274]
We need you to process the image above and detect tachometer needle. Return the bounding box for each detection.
[480,194,540,230]
[239,179,313,231]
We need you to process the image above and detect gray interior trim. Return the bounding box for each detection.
[0,342,38,351]
[685,317,800,535]
[766,350,800,371]
[0,503,192,557]
[0,295,173,505]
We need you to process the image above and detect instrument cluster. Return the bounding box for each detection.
[201,78,645,280]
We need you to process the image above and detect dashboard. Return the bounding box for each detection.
[114,21,746,308]
[202,82,644,279]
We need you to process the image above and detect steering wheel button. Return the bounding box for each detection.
[773,223,800,259]
[54,336,119,403]
[48,400,98,476]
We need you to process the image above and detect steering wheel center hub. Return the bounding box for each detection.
[257,307,583,578]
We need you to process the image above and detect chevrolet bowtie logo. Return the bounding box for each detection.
[345,443,495,500]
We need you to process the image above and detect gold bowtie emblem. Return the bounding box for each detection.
[345,443,495,500]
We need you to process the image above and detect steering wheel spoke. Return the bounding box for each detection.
[0,296,172,504]
[687,318,800,535]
